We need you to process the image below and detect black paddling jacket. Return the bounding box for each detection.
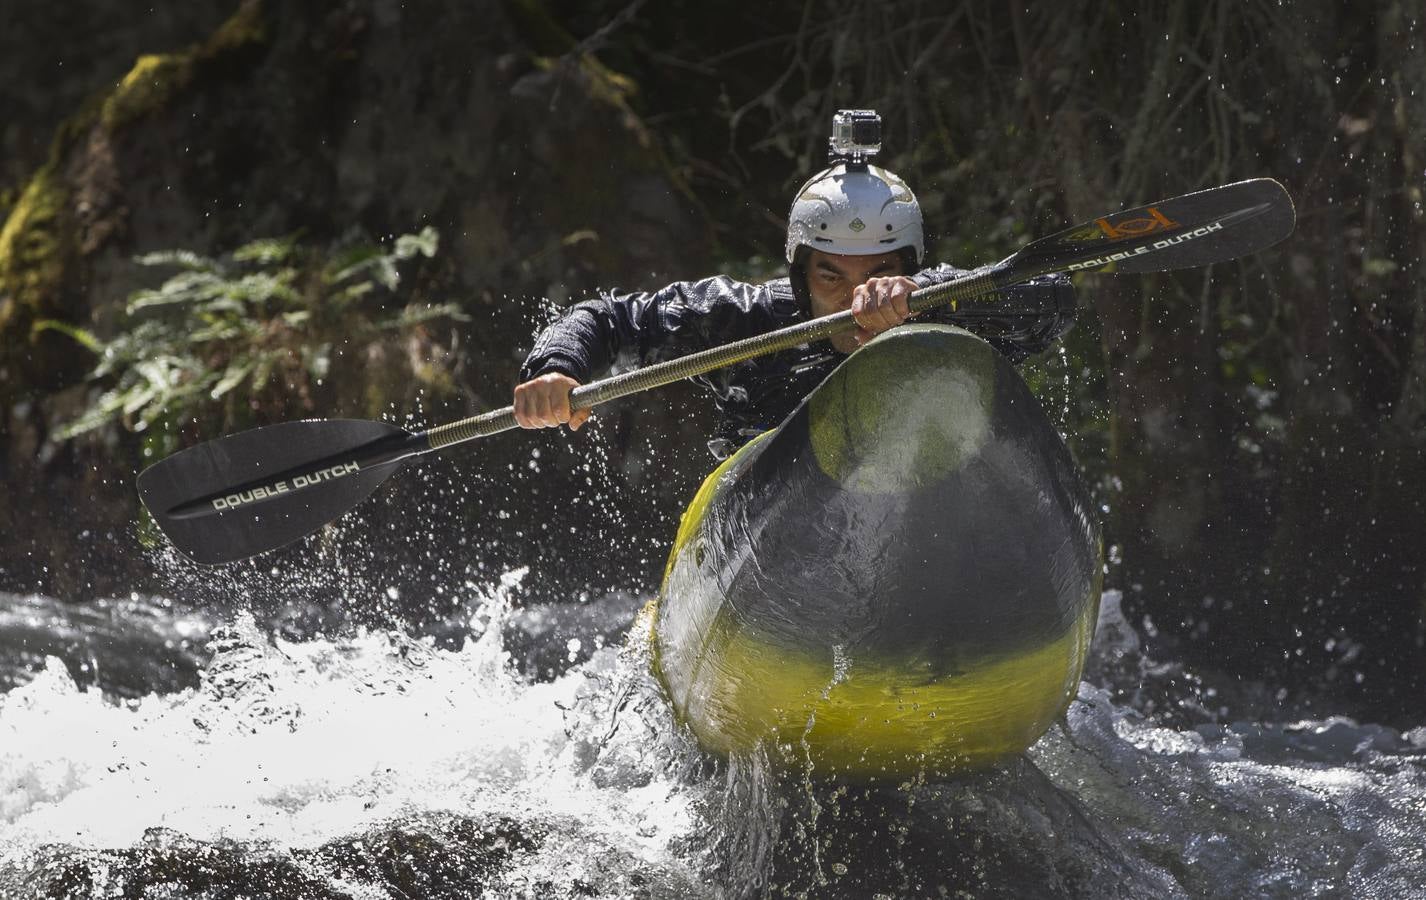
[520,265,1076,459]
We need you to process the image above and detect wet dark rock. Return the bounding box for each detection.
[1199,717,1426,765]
[745,760,1181,900]
[13,814,539,900]
[6,811,712,900]
[502,589,644,681]
[20,829,347,900]
[0,591,211,697]
[310,813,542,898]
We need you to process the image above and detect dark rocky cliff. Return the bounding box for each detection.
[1,0,717,603]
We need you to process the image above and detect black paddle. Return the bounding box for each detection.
[137,177,1295,565]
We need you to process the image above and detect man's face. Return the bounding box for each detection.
[805,249,907,353]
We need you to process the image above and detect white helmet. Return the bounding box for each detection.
[784,163,924,266]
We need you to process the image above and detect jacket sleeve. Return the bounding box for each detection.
[519,276,778,383]
[909,264,1077,361]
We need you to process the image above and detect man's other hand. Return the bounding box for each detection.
[513,373,590,431]
[850,275,918,346]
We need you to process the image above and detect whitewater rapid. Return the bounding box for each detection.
[2,582,1423,898]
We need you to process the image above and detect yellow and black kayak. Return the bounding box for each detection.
[651,323,1101,778]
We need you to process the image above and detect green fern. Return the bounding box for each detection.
[51,227,467,446]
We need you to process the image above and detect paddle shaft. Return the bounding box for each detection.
[164,181,1288,518]
[417,270,994,451]
[160,268,1006,519]
[137,178,1294,564]
[421,187,1281,451]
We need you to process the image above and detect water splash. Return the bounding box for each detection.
[2,586,1424,898]
[0,579,710,897]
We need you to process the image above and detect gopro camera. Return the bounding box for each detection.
[828,109,882,166]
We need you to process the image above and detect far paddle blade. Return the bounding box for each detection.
[1006,178,1296,278]
[137,419,420,565]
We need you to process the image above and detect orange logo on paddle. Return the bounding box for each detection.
[1096,207,1179,239]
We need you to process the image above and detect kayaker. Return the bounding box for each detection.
[514,110,1076,459]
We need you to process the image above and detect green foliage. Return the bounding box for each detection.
[49,226,464,451]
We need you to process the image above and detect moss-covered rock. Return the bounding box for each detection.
[0,161,72,363]
[0,1,272,409]
[100,0,268,133]
[0,2,234,195]
[0,0,718,602]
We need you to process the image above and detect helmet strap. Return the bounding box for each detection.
[896,246,921,276]
[788,247,813,317]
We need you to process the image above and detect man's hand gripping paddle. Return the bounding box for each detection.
[137,178,1295,565]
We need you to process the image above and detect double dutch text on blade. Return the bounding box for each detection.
[211,462,360,511]
[1067,220,1225,271]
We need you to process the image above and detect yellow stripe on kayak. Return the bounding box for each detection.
[670,581,1100,774]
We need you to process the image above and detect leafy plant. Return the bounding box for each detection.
[38,226,465,453]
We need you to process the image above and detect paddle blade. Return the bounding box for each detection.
[137,419,412,565]
[1009,178,1295,278]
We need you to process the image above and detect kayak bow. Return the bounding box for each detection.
[652,324,1102,777]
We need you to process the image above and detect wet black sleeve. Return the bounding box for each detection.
[519,276,779,383]
[909,263,1075,311]
[909,264,1077,361]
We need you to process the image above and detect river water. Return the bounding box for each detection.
[2,573,1424,898]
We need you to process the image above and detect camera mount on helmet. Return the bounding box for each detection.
[785,109,923,314]
[827,109,882,169]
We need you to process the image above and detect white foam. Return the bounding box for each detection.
[0,574,696,875]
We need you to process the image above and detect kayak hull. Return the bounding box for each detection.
[652,324,1101,777]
